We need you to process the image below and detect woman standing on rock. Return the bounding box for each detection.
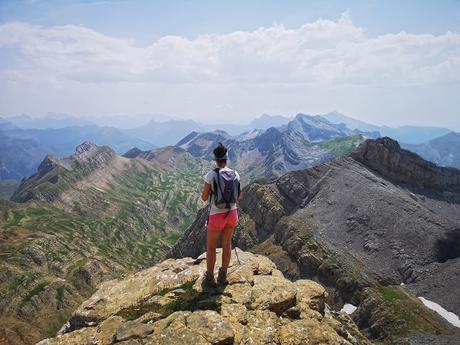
[201,143,242,287]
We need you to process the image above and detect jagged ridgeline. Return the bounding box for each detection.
[175,114,369,182]
[0,141,211,345]
[173,137,460,344]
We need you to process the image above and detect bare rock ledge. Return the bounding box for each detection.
[37,249,372,345]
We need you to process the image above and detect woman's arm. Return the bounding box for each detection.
[201,182,211,202]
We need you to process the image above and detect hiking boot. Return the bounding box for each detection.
[217,267,228,286]
[202,271,216,288]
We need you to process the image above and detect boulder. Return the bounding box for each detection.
[94,316,124,344]
[279,318,351,345]
[251,275,297,314]
[238,310,280,344]
[36,327,96,345]
[294,279,327,314]
[115,321,154,341]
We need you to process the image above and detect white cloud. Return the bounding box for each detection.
[0,15,459,128]
[1,15,459,86]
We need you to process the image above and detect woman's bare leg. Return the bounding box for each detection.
[207,230,221,273]
[221,225,235,271]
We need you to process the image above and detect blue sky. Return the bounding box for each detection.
[1,0,460,128]
[2,0,460,40]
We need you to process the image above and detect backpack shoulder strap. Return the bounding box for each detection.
[211,167,220,196]
[212,168,221,185]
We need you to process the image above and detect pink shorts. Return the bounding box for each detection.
[207,209,238,231]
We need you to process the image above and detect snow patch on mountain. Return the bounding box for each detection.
[419,297,460,328]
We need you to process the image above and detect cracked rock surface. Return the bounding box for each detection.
[37,249,371,345]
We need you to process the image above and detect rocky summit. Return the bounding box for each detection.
[173,137,460,344]
[37,250,371,345]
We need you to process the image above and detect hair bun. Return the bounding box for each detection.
[213,142,228,159]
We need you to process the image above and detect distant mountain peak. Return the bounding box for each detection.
[73,141,116,163]
[248,114,291,130]
[294,113,312,120]
[11,141,117,203]
[75,141,98,155]
[442,131,460,139]
[265,126,282,135]
[211,129,230,136]
[294,113,333,124]
[122,147,143,158]
[401,131,460,169]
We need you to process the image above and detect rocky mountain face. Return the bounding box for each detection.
[0,142,210,345]
[172,137,460,344]
[402,132,460,169]
[37,250,372,345]
[287,114,369,142]
[176,114,367,183]
[353,137,460,193]
[0,125,154,180]
[11,141,117,203]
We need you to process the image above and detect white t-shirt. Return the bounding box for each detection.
[204,167,240,215]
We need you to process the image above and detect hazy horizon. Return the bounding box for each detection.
[1,1,459,129]
[2,110,460,131]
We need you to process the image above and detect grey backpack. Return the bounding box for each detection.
[212,168,240,209]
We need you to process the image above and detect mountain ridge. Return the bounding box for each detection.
[0,141,211,345]
[10,141,118,203]
[175,114,368,183]
[2,111,457,181]
[0,125,155,180]
[352,137,460,194]
[171,137,460,343]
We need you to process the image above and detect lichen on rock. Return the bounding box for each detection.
[37,249,372,345]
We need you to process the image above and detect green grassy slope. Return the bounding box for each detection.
[319,135,364,158]
[0,147,210,345]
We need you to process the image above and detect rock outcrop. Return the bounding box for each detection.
[172,137,460,343]
[352,137,460,194]
[37,250,371,345]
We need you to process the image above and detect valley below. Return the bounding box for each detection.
[0,142,211,345]
[0,114,460,345]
